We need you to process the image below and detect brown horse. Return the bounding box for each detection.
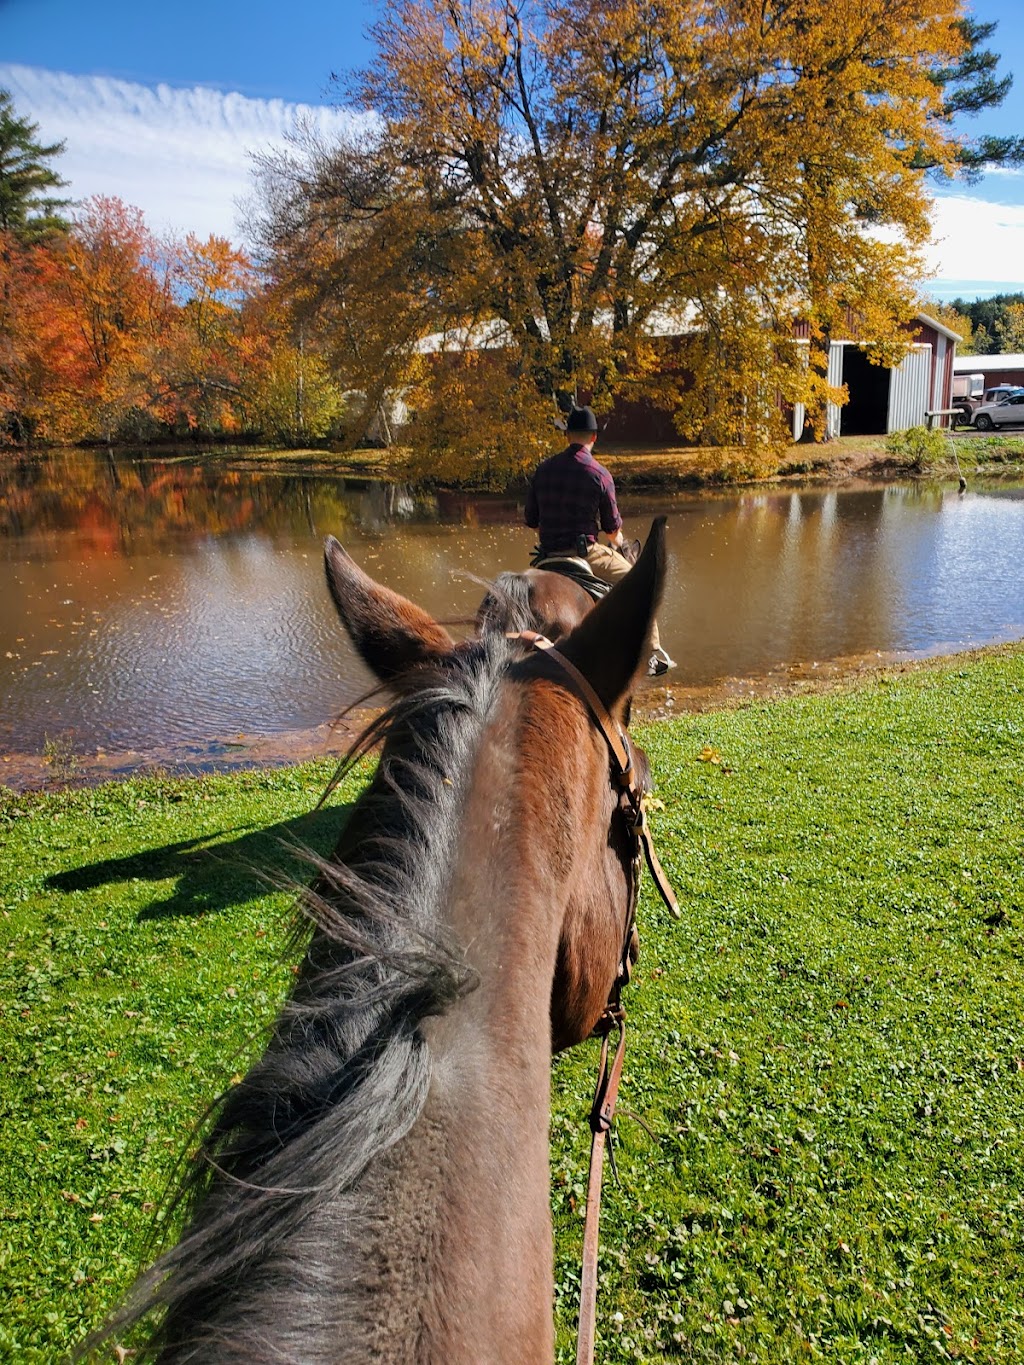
[97,519,667,1364]
[476,566,598,641]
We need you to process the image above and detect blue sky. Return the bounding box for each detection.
[2,0,1023,301]
[0,0,376,104]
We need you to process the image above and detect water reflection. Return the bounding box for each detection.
[2,450,1023,762]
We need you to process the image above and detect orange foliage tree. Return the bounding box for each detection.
[51,196,174,440]
[1,203,285,445]
[0,235,94,442]
[158,233,256,433]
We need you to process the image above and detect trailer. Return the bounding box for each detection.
[951,372,984,424]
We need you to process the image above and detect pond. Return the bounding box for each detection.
[2,449,1023,779]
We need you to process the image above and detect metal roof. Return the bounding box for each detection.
[954,353,1024,371]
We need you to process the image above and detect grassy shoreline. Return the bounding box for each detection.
[7,432,1024,492]
[2,646,1023,1361]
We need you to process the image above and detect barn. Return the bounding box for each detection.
[600,310,961,443]
[413,310,959,445]
[792,313,960,440]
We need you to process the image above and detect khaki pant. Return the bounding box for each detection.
[585,541,661,654]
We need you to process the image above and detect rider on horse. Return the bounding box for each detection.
[525,404,675,677]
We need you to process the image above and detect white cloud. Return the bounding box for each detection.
[0,63,369,242]
[923,192,1024,293]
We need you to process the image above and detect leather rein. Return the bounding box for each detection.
[511,631,680,1365]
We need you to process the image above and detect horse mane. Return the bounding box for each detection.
[95,633,524,1362]
[475,571,538,636]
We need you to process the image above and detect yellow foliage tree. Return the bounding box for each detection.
[246,339,345,447]
[994,302,1024,354]
[254,0,981,466]
[159,233,255,432]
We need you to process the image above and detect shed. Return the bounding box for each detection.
[952,353,1024,390]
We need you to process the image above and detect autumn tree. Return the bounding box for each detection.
[0,91,73,439]
[917,298,970,345]
[53,196,174,439]
[0,89,71,244]
[993,302,1024,354]
[0,239,87,441]
[159,232,255,431]
[249,127,449,450]
[949,292,1024,354]
[245,334,346,445]
[251,0,1005,466]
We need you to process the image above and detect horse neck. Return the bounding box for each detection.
[411,683,612,1355]
[348,678,617,1364]
[142,662,620,1365]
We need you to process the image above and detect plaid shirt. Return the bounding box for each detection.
[524,444,623,551]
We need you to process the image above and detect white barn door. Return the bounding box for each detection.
[887,345,932,432]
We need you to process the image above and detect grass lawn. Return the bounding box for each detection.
[2,647,1023,1362]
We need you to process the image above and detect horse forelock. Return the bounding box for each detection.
[101,633,555,1362]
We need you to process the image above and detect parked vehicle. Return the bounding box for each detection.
[983,385,1024,405]
[951,372,985,424]
[971,390,1024,430]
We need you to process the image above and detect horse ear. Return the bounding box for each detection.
[556,517,667,715]
[324,536,455,682]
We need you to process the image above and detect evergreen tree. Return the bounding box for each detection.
[0,89,71,243]
[924,19,1024,176]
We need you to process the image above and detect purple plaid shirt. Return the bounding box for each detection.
[524,444,623,551]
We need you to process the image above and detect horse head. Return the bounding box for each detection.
[474,565,595,641]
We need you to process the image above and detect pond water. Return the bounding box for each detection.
[2,449,1023,772]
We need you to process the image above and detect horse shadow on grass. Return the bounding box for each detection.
[45,804,351,921]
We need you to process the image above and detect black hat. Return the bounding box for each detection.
[565,405,599,434]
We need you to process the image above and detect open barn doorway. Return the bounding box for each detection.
[841,346,891,435]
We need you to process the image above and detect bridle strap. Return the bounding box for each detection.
[517,630,633,775]
[509,629,681,1364]
[514,630,680,920]
[577,1008,626,1365]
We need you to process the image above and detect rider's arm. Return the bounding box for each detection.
[597,469,624,547]
[524,477,539,529]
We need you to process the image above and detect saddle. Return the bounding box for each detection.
[529,536,642,603]
[529,547,611,601]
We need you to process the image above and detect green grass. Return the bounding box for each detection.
[952,433,1024,470]
[2,649,1024,1362]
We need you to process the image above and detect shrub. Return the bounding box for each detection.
[885,424,948,470]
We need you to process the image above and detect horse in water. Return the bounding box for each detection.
[99,519,667,1364]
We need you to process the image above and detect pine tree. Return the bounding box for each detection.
[925,19,1024,176]
[0,89,71,244]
